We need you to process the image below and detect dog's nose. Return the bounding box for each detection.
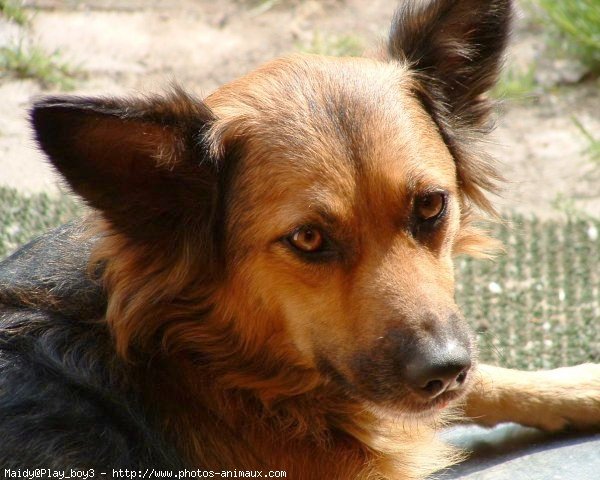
[405,343,471,399]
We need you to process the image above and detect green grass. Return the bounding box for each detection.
[492,63,538,100]
[0,0,29,26]
[299,32,364,57]
[1,187,598,370]
[536,0,600,74]
[0,38,78,89]
[236,0,294,14]
[243,0,279,8]
[573,117,600,165]
[1,0,80,89]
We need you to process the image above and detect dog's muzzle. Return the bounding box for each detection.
[403,338,471,399]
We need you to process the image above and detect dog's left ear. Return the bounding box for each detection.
[31,89,219,242]
[388,0,512,129]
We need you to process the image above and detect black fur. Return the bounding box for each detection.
[389,0,512,129]
[31,88,219,242]
[389,0,512,210]
[0,223,184,468]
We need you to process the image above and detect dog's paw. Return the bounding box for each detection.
[467,363,600,431]
[530,363,600,431]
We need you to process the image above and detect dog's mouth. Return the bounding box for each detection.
[361,375,472,421]
[318,352,473,417]
[411,385,467,413]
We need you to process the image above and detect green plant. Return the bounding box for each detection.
[247,0,278,14]
[300,32,364,57]
[573,117,600,165]
[536,0,600,74]
[492,63,538,100]
[0,38,78,89]
[552,193,585,219]
[0,0,29,26]
[235,0,290,14]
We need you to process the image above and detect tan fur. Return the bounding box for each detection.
[464,364,600,432]
[89,57,467,478]
[84,55,600,479]
[31,1,600,477]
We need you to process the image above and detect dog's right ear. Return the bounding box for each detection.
[31,89,219,242]
[387,0,512,212]
[388,0,512,129]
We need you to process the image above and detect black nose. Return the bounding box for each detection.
[405,343,471,399]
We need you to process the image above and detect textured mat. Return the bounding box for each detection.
[456,216,599,369]
[0,187,81,259]
[1,186,598,369]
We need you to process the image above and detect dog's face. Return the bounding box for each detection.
[209,57,471,412]
[31,0,511,414]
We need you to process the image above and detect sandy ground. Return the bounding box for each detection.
[1,0,599,219]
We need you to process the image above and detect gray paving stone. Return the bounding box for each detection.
[437,424,600,479]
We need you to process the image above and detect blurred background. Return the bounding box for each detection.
[0,0,599,368]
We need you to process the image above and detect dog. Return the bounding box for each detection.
[0,0,599,478]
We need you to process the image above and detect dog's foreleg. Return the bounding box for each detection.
[462,363,600,431]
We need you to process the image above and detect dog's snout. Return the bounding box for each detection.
[405,342,472,399]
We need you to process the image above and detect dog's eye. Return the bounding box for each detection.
[414,192,447,222]
[288,226,324,253]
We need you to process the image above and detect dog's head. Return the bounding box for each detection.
[32,0,511,414]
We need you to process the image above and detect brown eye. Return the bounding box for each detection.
[415,192,447,221]
[289,226,324,252]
